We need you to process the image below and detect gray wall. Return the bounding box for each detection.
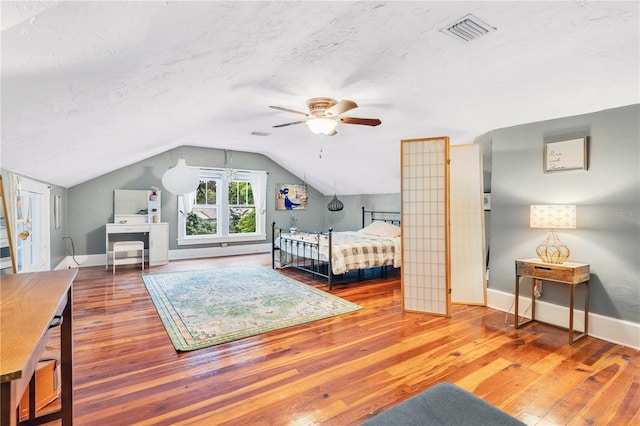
[63,145,403,259]
[324,193,401,231]
[67,146,326,255]
[489,104,639,323]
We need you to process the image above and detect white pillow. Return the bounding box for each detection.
[361,221,401,238]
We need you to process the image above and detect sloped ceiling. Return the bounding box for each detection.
[1,1,638,195]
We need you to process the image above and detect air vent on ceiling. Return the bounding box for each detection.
[440,14,496,42]
[250,131,271,136]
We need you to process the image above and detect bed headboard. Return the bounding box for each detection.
[362,206,401,228]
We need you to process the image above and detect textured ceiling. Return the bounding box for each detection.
[1,1,638,195]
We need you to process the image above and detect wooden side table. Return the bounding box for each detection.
[514,258,589,345]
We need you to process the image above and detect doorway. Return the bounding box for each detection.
[14,175,51,272]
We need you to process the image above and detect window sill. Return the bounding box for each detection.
[177,233,267,246]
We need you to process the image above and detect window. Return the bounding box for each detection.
[187,179,218,236]
[227,181,255,234]
[177,168,267,245]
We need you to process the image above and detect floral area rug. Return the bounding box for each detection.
[142,266,362,351]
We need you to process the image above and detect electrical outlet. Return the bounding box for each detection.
[534,279,542,297]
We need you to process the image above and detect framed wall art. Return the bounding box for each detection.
[544,137,587,173]
[276,183,307,210]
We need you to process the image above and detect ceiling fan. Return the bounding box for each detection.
[269,97,381,136]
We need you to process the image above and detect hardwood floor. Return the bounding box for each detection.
[37,254,638,425]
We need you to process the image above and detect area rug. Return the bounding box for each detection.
[142,266,362,351]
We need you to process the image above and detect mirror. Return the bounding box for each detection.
[0,175,17,274]
[114,189,150,224]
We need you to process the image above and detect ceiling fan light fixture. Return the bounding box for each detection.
[271,97,380,135]
[306,118,338,135]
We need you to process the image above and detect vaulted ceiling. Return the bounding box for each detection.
[1,1,638,195]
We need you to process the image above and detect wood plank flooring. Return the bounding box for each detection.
[36,254,639,425]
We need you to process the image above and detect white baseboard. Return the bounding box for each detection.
[54,255,90,270]
[168,243,271,260]
[488,288,640,350]
[55,243,272,269]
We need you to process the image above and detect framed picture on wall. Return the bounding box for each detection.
[276,183,307,210]
[544,137,587,173]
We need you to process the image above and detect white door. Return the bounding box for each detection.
[14,176,51,272]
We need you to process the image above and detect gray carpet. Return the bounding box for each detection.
[362,382,525,426]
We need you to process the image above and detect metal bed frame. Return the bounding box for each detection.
[271,207,400,289]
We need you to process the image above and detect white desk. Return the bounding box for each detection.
[105,223,169,268]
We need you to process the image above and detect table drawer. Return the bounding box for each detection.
[516,260,589,284]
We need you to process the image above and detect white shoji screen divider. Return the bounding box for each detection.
[450,144,487,305]
[401,136,451,316]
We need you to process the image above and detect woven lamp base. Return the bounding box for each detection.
[536,230,570,264]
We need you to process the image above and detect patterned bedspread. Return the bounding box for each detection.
[278,231,401,275]
[325,231,400,275]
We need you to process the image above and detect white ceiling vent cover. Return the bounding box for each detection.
[441,14,496,42]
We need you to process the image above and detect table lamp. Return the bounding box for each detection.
[530,205,576,264]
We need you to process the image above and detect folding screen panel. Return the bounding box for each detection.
[401,137,451,316]
[450,144,487,305]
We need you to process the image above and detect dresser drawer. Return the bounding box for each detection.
[106,224,149,234]
[114,214,147,225]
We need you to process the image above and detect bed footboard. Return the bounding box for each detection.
[272,222,335,289]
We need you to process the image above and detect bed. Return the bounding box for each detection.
[272,207,401,289]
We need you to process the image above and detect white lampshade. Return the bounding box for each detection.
[306,118,338,135]
[530,204,576,264]
[161,159,200,195]
[530,205,576,229]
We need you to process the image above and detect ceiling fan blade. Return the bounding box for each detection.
[269,105,309,116]
[340,117,382,126]
[325,99,358,117]
[273,120,307,128]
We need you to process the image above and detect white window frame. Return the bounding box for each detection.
[177,168,267,246]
